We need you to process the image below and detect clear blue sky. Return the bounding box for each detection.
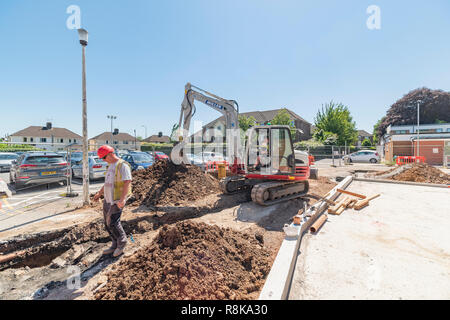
[1,0,449,139]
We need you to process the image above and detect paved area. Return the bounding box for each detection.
[0,173,102,235]
[289,180,450,300]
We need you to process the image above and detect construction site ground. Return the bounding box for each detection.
[2,161,447,300]
[0,167,338,300]
[289,180,450,299]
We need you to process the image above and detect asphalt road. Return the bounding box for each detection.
[0,170,103,233]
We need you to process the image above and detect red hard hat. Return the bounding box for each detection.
[97,145,114,158]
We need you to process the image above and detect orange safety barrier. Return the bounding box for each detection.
[205,161,229,172]
[396,156,426,165]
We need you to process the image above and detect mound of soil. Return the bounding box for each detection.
[94,221,271,300]
[390,163,450,184]
[128,161,221,207]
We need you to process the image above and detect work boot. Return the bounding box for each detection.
[102,244,117,255]
[113,243,126,257]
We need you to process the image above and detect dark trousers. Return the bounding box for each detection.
[102,201,127,248]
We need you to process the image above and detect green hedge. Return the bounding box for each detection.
[0,144,43,152]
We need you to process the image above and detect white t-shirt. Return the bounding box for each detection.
[104,161,132,204]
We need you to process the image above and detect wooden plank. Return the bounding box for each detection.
[328,196,349,214]
[354,194,381,210]
[336,189,366,199]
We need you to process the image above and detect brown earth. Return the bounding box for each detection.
[389,163,450,184]
[94,221,271,300]
[128,161,221,208]
[0,169,338,300]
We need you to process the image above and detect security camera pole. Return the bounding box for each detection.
[78,28,90,205]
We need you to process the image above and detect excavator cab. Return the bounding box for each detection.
[245,126,295,176]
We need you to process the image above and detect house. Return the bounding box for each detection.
[8,123,82,151]
[143,134,171,144]
[357,130,373,146]
[89,132,141,151]
[381,123,450,165]
[192,108,312,143]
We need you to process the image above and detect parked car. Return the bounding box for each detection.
[147,151,169,161]
[0,152,19,172]
[69,151,97,166]
[121,152,154,171]
[185,153,204,166]
[198,152,225,163]
[10,152,70,190]
[342,150,380,163]
[72,156,108,180]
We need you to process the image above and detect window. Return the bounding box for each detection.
[25,156,65,165]
[123,141,129,144]
[447,128,450,132]
[30,137,34,142]
[60,138,64,143]
[69,139,72,143]
[436,129,443,133]
[40,137,47,143]
[114,141,118,144]
[74,139,77,143]
[23,137,27,142]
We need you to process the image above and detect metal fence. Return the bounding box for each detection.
[294,145,382,166]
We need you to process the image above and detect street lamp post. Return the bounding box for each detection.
[141,125,147,139]
[134,129,137,150]
[417,100,421,157]
[78,28,89,206]
[107,115,117,146]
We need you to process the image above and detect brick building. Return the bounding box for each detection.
[382,123,450,165]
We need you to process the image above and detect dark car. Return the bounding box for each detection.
[10,152,70,190]
[121,152,154,171]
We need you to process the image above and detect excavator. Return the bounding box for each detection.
[174,83,318,206]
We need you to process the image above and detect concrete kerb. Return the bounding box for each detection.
[354,177,449,188]
[258,175,353,300]
[0,178,12,198]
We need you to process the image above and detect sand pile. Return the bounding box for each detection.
[128,161,221,207]
[94,221,271,300]
[390,163,450,184]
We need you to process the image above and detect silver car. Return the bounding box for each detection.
[343,150,380,163]
[0,152,19,172]
[72,156,107,180]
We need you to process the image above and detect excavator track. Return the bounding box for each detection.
[220,176,251,194]
[251,180,309,206]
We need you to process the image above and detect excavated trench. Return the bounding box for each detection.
[0,192,250,272]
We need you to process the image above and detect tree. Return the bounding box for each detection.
[372,117,385,145]
[270,108,296,138]
[314,101,358,145]
[238,115,257,133]
[362,138,372,147]
[313,129,338,145]
[377,87,450,137]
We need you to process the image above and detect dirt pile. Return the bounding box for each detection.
[128,161,221,207]
[94,221,271,300]
[390,163,450,184]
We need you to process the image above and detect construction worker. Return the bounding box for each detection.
[93,145,132,257]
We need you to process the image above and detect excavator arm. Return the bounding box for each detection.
[176,83,243,171]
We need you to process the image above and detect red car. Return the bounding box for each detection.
[153,151,169,161]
